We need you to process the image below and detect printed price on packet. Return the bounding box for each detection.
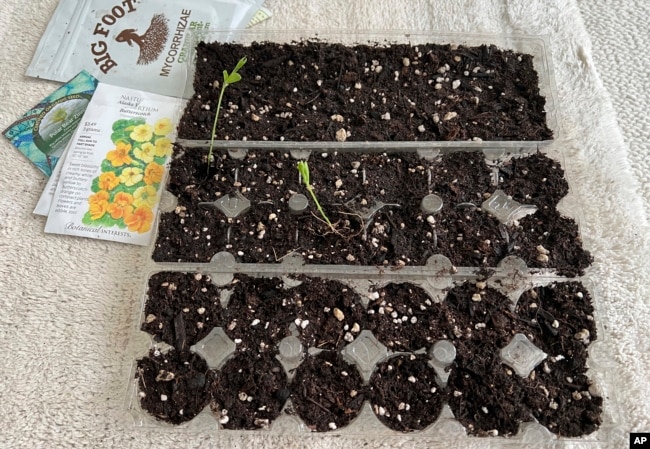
[43,82,181,245]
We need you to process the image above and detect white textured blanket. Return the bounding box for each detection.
[0,1,648,448]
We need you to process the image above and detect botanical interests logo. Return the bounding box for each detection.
[90,0,191,76]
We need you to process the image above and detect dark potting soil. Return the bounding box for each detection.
[433,282,534,436]
[179,41,553,142]
[497,151,569,209]
[290,277,365,350]
[209,352,289,429]
[222,274,296,352]
[447,334,603,437]
[525,369,603,438]
[441,340,601,438]
[446,342,534,437]
[515,281,598,375]
[508,208,593,278]
[136,348,211,425]
[145,141,598,435]
[136,271,603,436]
[141,272,223,350]
[290,350,366,432]
[152,149,592,276]
[445,280,602,437]
[366,282,447,352]
[442,281,526,346]
[369,354,445,432]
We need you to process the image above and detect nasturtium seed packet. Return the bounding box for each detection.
[2,70,99,177]
[26,0,264,97]
[44,82,181,245]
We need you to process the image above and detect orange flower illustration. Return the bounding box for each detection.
[107,192,134,219]
[84,116,176,234]
[89,190,110,205]
[98,171,120,191]
[87,191,110,220]
[124,206,154,233]
[144,162,164,185]
[106,141,133,167]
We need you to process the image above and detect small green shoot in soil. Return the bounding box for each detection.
[297,160,334,230]
[207,56,247,174]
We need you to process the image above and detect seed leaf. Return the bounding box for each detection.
[297,160,310,185]
[226,72,242,84]
[233,56,248,72]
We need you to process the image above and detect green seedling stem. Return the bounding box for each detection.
[297,160,334,230]
[207,56,247,174]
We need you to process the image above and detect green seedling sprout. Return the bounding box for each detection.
[297,160,334,230]
[207,56,247,173]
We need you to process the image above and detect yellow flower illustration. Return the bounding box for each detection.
[144,162,164,185]
[133,185,159,208]
[134,142,156,163]
[98,172,120,191]
[119,167,143,186]
[106,141,133,167]
[154,137,173,157]
[107,192,134,219]
[130,124,154,143]
[125,206,154,233]
[153,117,173,136]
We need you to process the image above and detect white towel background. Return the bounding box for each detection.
[0,1,648,448]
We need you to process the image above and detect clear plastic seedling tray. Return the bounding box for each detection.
[122,144,618,445]
[123,260,618,444]
[121,30,617,445]
[151,146,591,276]
[175,30,561,152]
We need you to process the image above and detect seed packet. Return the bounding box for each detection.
[33,142,73,216]
[26,0,264,97]
[2,70,98,177]
[44,82,181,245]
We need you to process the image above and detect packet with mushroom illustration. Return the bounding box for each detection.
[27,0,265,97]
[44,82,181,245]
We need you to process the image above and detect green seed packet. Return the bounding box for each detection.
[2,70,99,177]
